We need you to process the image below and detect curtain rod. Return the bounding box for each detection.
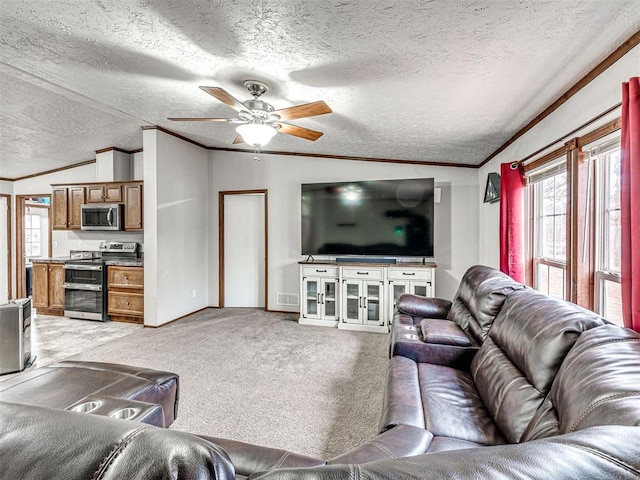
[510,102,622,170]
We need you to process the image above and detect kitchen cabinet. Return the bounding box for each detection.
[86,184,122,203]
[123,183,143,231]
[107,266,143,323]
[51,181,142,231]
[52,186,85,230]
[32,262,65,315]
[52,188,68,230]
[299,265,339,327]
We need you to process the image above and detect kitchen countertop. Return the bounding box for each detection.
[30,257,143,267]
[30,257,70,264]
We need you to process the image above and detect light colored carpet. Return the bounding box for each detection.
[69,308,389,458]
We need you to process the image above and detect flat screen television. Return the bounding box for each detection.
[301,178,434,257]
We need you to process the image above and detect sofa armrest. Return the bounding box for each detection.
[328,425,432,465]
[200,436,325,477]
[396,294,452,319]
[0,400,234,480]
[247,426,640,480]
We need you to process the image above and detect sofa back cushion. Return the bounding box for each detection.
[446,265,523,344]
[471,288,606,443]
[522,324,640,441]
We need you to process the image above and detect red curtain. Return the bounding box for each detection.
[499,162,526,283]
[621,77,640,332]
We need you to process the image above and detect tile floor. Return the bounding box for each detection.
[0,313,141,382]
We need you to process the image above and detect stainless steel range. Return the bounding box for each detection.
[64,242,139,321]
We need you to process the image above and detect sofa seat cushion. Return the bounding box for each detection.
[420,319,473,347]
[0,361,179,427]
[379,356,504,446]
[418,362,505,445]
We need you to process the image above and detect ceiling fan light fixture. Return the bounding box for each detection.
[236,123,277,146]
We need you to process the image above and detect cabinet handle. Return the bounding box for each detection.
[316,269,327,273]
[356,271,369,275]
[317,293,321,304]
[402,272,416,276]
[359,296,363,308]
[321,293,324,304]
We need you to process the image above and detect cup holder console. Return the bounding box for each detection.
[69,400,100,413]
[404,334,420,340]
[110,407,139,420]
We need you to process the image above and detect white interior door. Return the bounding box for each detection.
[224,194,265,307]
[0,197,8,302]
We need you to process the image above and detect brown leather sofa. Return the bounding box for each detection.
[0,360,179,427]
[390,264,525,368]
[3,266,640,479]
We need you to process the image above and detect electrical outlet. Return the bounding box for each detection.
[78,240,83,248]
[53,241,58,249]
[192,290,197,298]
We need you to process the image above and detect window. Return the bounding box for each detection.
[529,162,567,299]
[593,142,623,325]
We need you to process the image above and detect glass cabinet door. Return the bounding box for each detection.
[343,281,362,323]
[322,279,338,319]
[303,278,319,318]
[364,282,383,325]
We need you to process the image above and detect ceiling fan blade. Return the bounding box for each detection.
[277,123,323,141]
[232,135,244,144]
[200,86,247,112]
[167,117,239,122]
[272,101,332,121]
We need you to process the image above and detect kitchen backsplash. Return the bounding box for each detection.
[52,230,144,257]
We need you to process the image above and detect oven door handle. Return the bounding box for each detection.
[64,283,103,291]
[64,264,103,271]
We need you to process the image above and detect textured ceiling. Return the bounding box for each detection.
[1,1,639,179]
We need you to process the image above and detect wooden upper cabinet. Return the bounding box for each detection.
[68,186,85,230]
[52,188,68,230]
[124,183,143,231]
[86,184,122,203]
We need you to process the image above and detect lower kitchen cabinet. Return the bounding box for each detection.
[32,262,65,316]
[107,266,144,323]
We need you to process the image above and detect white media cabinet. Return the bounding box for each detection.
[299,261,437,333]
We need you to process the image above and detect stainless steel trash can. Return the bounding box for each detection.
[0,298,32,375]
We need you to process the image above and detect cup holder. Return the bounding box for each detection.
[404,326,418,331]
[70,401,100,413]
[110,407,139,420]
[404,334,420,340]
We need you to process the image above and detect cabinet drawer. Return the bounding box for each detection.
[108,266,144,289]
[302,266,338,277]
[108,291,144,316]
[387,268,433,281]
[341,267,384,280]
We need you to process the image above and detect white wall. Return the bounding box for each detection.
[208,151,479,309]
[478,44,640,268]
[143,129,209,327]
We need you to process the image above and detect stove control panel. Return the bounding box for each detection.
[99,241,138,253]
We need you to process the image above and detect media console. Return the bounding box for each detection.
[299,260,437,333]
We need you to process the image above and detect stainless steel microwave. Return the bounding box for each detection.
[81,203,123,231]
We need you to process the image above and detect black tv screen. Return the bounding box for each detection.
[301,178,434,257]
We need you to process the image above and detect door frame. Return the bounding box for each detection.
[0,194,11,299]
[16,195,52,298]
[218,189,268,309]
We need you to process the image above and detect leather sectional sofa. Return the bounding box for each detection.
[2,265,640,479]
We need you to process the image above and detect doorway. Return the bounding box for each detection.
[16,195,51,298]
[0,195,11,302]
[218,190,268,309]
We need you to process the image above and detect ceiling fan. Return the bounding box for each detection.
[168,80,332,147]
